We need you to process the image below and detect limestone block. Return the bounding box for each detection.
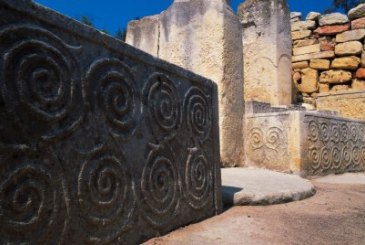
[331,84,350,92]
[293,39,318,48]
[245,111,365,176]
[319,83,330,93]
[310,59,330,70]
[239,0,292,106]
[292,61,308,69]
[353,79,365,90]
[314,24,350,35]
[356,68,365,78]
[297,68,318,93]
[316,90,365,120]
[291,17,301,23]
[293,44,320,56]
[319,13,349,26]
[361,51,365,67]
[331,56,361,70]
[306,12,320,20]
[348,3,365,20]
[291,20,316,31]
[320,70,353,84]
[336,29,365,43]
[292,30,312,40]
[128,0,245,167]
[351,16,365,29]
[335,41,363,56]
[291,12,302,19]
[0,0,222,244]
[292,51,335,62]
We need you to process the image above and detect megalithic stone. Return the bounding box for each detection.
[127,0,245,167]
[238,0,293,106]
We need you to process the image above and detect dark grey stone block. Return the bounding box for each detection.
[0,0,222,244]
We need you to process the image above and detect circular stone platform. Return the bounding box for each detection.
[222,168,316,206]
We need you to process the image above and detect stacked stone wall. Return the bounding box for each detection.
[291,5,365,120]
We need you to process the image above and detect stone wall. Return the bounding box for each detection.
[291,5,365,120]
[127,0,245,167]
[0,0,221,244]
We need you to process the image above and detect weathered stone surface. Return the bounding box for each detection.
[128,0,244,167]
[291,12,302,19]
[319,83,330,93]
[361,51,365,67]
[245,111,365,176]
[0,0,222,244]
[348,3,365,20]
[306,12,321,20]
[351,16,365,29]
[292,51,335,62]
[320,70,353,84]
[292,30,312,40]
[292,61,308,69]
[335,41,363,56]
[332,84,350,92]
[293,44,320,56]
[310,59,330,70]
[319,13,349,26]
[291,20,316,31]
[296,68,318,93]
[291,16,301,23]
[314,24,350,35]
[356,67,365,78]
[331,56,361,70]
[239,0,292,105]
[336,29,365,42]
[353,79,365,90]
[316,91,365,120]
[293,39,319,48]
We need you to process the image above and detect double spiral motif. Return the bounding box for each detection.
[352,146,361,166]
[341,144,352,168]
[320,123,330,142]
[0,25,82,141]
[249,128,264,149]
[309,147,321,171]
[78,149,135,243]
[143,73,181,140]
[341,124,349,142]
[184,87,211,142]
[321,147,331,170]
[0,148,68,244]
[86,58,140,137]
[266,127,283,150]
[332,147,341,169]
[141,143,179,227]
[184,148,211,209]
[308,121,319,141]
[331,123,340,143]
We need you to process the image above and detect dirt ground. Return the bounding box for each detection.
[144,181,365,245]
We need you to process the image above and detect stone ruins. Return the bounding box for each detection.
[0,0,365,243]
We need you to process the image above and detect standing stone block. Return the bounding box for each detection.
[127,0,244,167]
[239,0,292,105]
[245,111,365,176]
[0,0,222,244]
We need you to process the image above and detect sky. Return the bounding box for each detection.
[34,0,335,35]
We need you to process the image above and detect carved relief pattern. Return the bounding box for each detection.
[305,116,365,175]
[0,11,218,244]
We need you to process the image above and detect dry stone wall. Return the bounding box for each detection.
[0,0,222,244]
[291,5,365,120]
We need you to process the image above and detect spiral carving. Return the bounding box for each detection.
[352,146,361,167]
[0,148,68,244]
[143,73,181,140]
[350,125,358,142]
[86,58,140,137]
[78,150,135,243]
[308,120,319,141]
[0,25,82,141]
[341,124,349,142]
[141,143,180,227]
[362,147,365,166]
[309,147,321,171]
[249,128,264,149]
[184,87,212,142]
[320,123,330,143]
[341,144,352,168]
[184,148,211,209]
[321,147,331,170]
[331,123,340,143]
[266,127,283,150]
[332,147,341,169]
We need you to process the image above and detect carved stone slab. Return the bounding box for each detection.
[245,111,365,176]
[0,0,221,244]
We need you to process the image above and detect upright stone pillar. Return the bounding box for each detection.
[127,0,245,167]
[238,0,292,105]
